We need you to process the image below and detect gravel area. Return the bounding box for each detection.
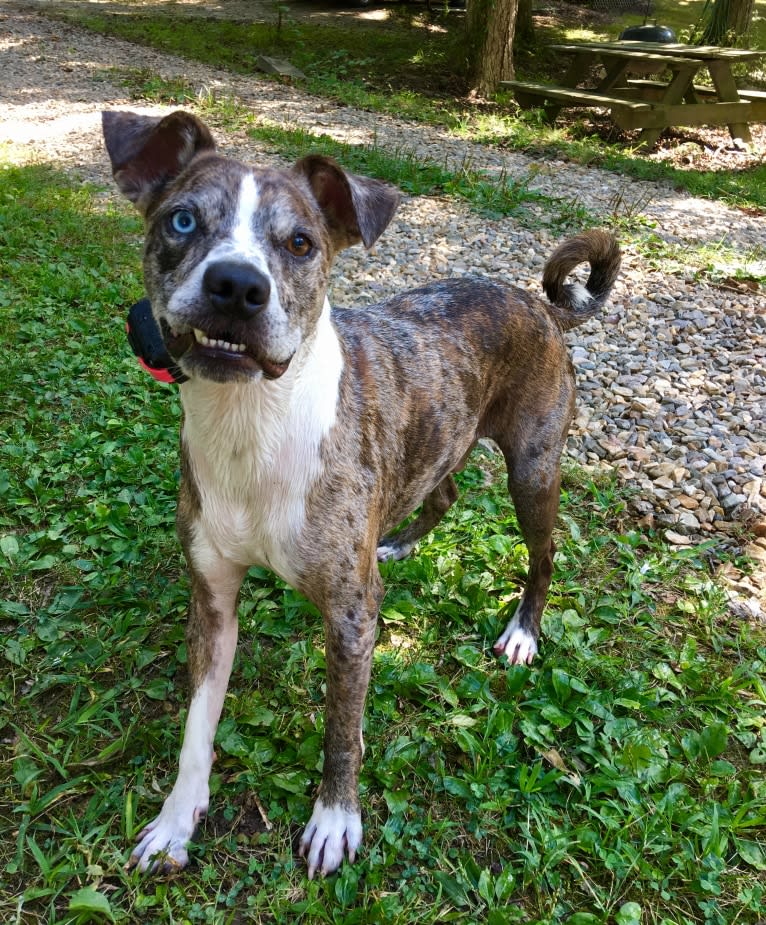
[2,1,764,610]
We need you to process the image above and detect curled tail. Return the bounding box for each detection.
[542,230,621,331]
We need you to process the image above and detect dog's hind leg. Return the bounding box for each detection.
[492,443,563,666]
[127,554,245,873]
[377,474,459,562]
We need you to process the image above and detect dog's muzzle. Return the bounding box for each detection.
[127,298,292,385]
[185,324,292,380]
[160,318,292,384]
[167,261,292,381]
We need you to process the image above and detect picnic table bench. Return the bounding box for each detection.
[502,41,766,148]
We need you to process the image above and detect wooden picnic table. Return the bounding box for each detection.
[502,41,766,148]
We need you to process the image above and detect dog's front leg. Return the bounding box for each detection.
[128,555,245,873]
[299,569,383,878]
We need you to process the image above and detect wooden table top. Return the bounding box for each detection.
[550,41,766,62]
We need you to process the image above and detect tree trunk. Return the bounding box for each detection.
[514,0,534,48]
[466,0,519,97]
[729,0,756,34]
[700,0,756,45]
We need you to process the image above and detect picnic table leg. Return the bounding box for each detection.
[635,66,697,149]
[684,84,701,104]
[515,91,563,123]
[707,60,753,146]
[598,61,632,92]
[561,53,593,89]
[529,53,593,124]
[635,126,663,149]
[542,103,563,123]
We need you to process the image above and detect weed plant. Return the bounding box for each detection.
[1,152,765,924]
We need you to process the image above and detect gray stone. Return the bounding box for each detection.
[677,510,701,531]
[722,493,747,514]
[254,56,307,80]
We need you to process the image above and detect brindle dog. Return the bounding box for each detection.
[102,109,621,878]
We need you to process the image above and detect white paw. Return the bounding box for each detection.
[376,541,413,562]
[298,800,362,878]
[127,794,207,873]
[494,617,538,665]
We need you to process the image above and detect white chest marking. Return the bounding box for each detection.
[182,300,343,586]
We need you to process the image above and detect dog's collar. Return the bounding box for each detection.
[126,298,188,384]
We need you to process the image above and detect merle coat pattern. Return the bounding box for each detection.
[102,109,621,878]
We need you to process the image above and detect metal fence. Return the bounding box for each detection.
[587,0,653,12]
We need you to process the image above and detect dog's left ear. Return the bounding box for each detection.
[102,110,216,214]
[294,156,401,251]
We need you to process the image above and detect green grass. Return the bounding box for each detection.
[62,9,462,124]
[111,69,596,229]
[2,154,766,923]
[512,0,766,53]
[57,3,766,214]
[108,76,766,285]
[457,108,766,212]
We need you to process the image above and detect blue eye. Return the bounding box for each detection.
[170,210,197,235]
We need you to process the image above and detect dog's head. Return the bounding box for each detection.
[102,110,401,383]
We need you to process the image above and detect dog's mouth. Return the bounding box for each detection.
[162,322,292,381]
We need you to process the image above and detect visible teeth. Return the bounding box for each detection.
[193,329,247,352]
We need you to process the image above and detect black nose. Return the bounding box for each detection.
[203,261,271,319]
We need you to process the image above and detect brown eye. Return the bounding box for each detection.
[286,232,312,257]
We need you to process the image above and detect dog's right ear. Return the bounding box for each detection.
[102,110,215,213]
